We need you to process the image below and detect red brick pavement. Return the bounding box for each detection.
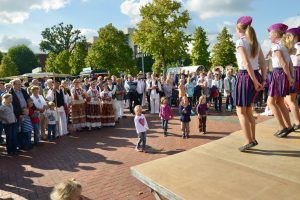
[0,108,271,200]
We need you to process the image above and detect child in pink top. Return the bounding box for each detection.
[159,97,173,136]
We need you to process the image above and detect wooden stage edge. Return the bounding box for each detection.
[131,117,300,200]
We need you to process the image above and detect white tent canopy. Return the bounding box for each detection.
[1,72,73,80]
[166,65,204,75]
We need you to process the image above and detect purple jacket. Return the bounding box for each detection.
[160,105,173,120]
[197,103,208,115]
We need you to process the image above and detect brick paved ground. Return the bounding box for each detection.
[0,106,271,200]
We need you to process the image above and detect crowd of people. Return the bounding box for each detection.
[0,17,299,156]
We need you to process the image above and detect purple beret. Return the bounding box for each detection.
[237,16,252,26]
[268,23,288,32]
[286,28,300,35]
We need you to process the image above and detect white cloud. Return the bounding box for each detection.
[0,0,70,24]
[283,16,300,28]
[0,11,30,24]
[0,36,42,53]
[120,0,152,25]
[261,39,271,57]
[79,28,98,41]
[186,0,253,20]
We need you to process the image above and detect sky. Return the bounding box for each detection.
[0,0,299,55]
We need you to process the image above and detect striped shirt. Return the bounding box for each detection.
[22,116,33,132]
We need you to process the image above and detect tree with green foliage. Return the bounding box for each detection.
[54,50,71,74]
[85,23,136,75]
[69,42,88,75]
[133,0,191,76]
[191,26,211,70]
[40,22,86,54]
[7,45,39,74]
[0,55,19,77]
[45,52,58,73]
[0,51,3,63]
[211,27,236,68]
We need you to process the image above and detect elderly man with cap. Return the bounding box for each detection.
[125,75,138,114]
[46,80,68,136]
[9,78,30,149]
[136,71,146,106]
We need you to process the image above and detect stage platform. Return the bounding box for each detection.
[131,117,300,200]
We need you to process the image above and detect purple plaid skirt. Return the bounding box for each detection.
[268,68,289,97]
[233,70,261,107]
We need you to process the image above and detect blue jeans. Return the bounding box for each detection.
[0,121,4,143]
[137,132,146,150]
[48,124,56,140]
[4,123,17,154]
[23,131,32,148]
[162,119,169,133]
[33,123,40,144]
[14,120,22,149]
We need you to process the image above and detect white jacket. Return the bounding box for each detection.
[134,114,149,133]
[224,77,236,97]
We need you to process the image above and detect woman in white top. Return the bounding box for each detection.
[211,73,223,112]
[147,73,161,114]
[267,23,294,138]
[233,16,265,152]
[279,27,300,137]
[31,86,48,140]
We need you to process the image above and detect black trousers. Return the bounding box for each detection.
[128,92,138,114]
[137,93,143,106]
[146,92,151,111]
[214,95,222,111]
[198,116,207,132]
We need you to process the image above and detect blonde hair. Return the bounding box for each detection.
[50,179,82,200]
[237,23,259,57]
[283,32,298,54]
[199,95,206,103]
[48,101,56,108]
[160,96,168,103]
[271,29,285,39]
[31,85,40,92]
[2,93,12,104]
[134,105,142,114]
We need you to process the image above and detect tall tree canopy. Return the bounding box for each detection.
[0,55,19,77]
[45,52,57,73]
[69,42,88,75]
[0,51,3,63]
[85,23,136,75]
[211,27,236,68]
[7,45,39,74]
[40,22,86,54]
[132,0,191,75]
[191,26,211,70]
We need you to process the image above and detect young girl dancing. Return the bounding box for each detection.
[234,16,266,152]
[268,23,294,137]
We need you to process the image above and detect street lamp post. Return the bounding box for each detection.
[141,52,145,75]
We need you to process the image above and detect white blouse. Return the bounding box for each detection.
[271,41,290,68]
[235,37,260,70]
[291,42,300,66]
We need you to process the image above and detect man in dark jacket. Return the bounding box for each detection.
[9,79,30,149]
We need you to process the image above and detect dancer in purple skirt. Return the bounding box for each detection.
[279,27,300,137]
[267,23,295,137]
[234,16,266,152]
